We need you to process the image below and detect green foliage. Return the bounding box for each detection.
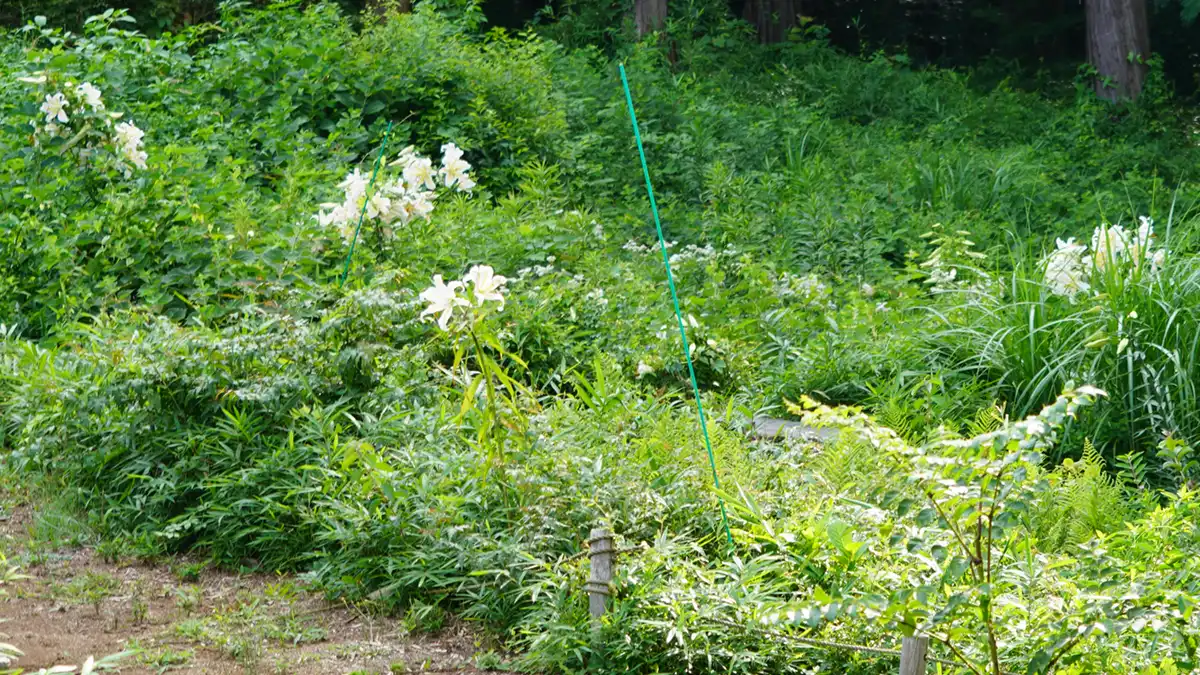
[925,211,1200,467]
[774,387,1198,675]
[0,4,565,335]
[1033,439,1134,551]
[4,4,1200,675]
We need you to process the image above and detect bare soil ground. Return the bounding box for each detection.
[1,498,509,675]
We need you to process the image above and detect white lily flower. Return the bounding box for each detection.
[1136,216,1154,246]
[463,265,507,307]
[1043,237,1090,300]
[388,145,417,168]
[127,147,148,170]
[441,158,471,189]
[453,173,475,192]
[75,82,104,111]
[441,142,464,163]
[317,204,345,228]
[384,197,412,225]
[112,120,147,170]
[1150,248,1167,271]
[419,275,469,331]
[41,92,69,124]
[1091,223,1130,271]
[440,143,472,189]
[113,121,147,171]
[409,193,435,220]
[338,169,369,201]
[1125,216,1153,266]
[366,192,391,221]
[114,121,144,148]
[403,157,437,191]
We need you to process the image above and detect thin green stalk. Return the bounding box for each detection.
[59,122,92,155]
[469,327,502,465]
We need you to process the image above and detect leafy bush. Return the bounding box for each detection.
[0,4,565,335]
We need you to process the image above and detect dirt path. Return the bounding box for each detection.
[1,501,506,674]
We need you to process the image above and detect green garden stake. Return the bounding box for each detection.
[339,120,394,288]
[620,64,734,548]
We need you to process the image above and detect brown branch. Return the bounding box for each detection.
[975,512,984,581]
[927,490,976,569]
[982,468,1007,675]
[986,477,1002,585]
[985,615,1002,675]
[932,632,987,675]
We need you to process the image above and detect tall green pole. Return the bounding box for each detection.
[620,64,733,547]
[339,121,394,288]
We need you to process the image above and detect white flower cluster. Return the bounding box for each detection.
[112,120,147,171]
[419,264,506,331]
[776,272,833,308]
[1042,217,1165,300]
[620,239,737,265]
[317,143,474,243]
[669,243,720,265]
[622,239,661,254]
[585,288,609,307]
[517,255,558,280]
[19,74,148,175]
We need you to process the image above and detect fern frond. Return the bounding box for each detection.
[875,401,916,445]
[1035,437,1131,551]
[965,403,1005,437]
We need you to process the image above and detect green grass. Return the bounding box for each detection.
[4,2,1200,674]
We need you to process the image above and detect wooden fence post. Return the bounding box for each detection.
[899,636,929,675]
[586,527,614,627]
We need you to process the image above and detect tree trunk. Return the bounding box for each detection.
[743,0,798,44]
[635,0,667,36]
[1085,0,1150,100]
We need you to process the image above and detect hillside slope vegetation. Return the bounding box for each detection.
[4,4,1200,674]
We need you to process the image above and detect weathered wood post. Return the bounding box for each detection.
[586,527,614,627]
[899,636,929,675]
